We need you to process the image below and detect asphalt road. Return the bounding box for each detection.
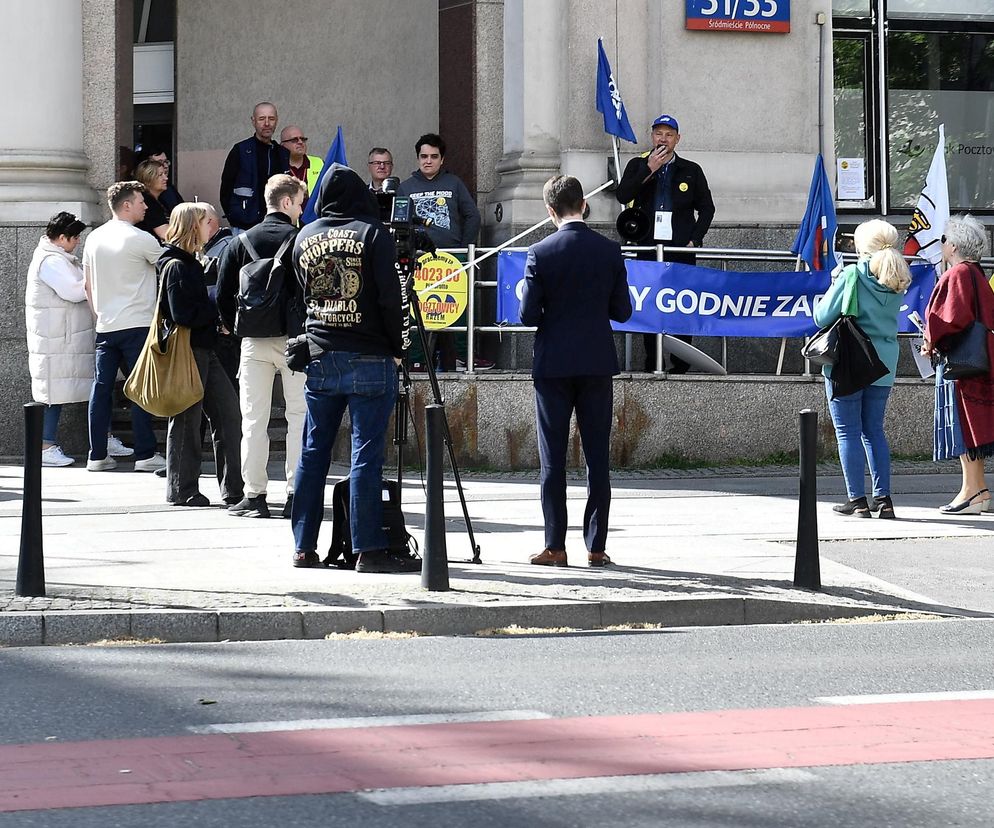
[3,619,994,826]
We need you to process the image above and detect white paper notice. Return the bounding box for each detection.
[910,336,935,379]
[837,158,866,201]
[654,210,673,242]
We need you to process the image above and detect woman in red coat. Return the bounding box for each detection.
[922,214,994,513]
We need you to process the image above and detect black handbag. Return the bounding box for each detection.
[937,264,992,381]
[802,266,859,366]
[829,316,889,398]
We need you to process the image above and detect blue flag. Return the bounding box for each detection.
[790,154,841,274]
[595,38,637,144]
[300,125,348,225]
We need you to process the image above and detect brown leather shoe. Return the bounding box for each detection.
[529,548,567,567]
[588,551,612,567]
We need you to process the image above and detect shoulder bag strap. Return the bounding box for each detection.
[239,232,260,262]
[966,262,992,333]
[841,265,861,317]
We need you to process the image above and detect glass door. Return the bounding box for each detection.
[833,31,878,210]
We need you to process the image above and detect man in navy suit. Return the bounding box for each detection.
[520,175,632,567]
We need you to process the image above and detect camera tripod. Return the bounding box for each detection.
[392,261,482,565]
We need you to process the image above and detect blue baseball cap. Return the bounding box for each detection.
[650,114,680,132]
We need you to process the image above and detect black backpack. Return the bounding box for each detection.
[234,233,294,338]
[324,477,418,569]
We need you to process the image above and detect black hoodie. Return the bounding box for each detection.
[293,164,410,359]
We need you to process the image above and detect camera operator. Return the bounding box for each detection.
[288,163,416,573]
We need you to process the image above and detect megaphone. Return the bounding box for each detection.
[616,207,650,243]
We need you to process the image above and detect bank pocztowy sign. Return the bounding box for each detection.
[496,251,934,338]
[685,0,790,33]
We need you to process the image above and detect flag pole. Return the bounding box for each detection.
[612,135,622,185]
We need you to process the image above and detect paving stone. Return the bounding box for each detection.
[0,612,44,646]
[600,598,745,628]
[301,609,384,638]
[43,611,132,645]
[218,609,303,642]
[130,611,219,643]
[382,602,603,636]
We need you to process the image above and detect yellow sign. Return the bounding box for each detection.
[414,251,468,330]
[679,182,689,192]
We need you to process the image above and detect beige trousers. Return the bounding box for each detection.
[238,336,306,498]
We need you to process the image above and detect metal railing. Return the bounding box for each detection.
[427,243,994,376]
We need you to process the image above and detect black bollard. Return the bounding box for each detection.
[422,404,450,591]
[794,408,821,590]
[17,403,46,597]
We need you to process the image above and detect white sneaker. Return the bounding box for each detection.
[134,452,166,472]
[106,435,134,457]
[86,456,118,472]
[41,445,74,467]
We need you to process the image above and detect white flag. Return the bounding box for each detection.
[902,124,949,275]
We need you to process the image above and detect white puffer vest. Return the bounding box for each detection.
[25,237,96,404]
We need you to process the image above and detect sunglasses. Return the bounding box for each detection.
[283,136,307,144]
[941,235,948,244]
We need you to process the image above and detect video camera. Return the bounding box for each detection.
[373,176,436,276]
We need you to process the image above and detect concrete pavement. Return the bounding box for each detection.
[1,457,992,646]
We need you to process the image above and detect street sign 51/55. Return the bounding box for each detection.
[686,0,791,33]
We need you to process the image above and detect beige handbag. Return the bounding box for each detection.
[124,266,204,418]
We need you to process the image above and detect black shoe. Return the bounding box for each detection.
[832,496,871,517]
[174,493,210,508]
[356,548,422,573]
[875,495,896,519]
[282,495,293,520]
[155,467,167,478]
[227,495,270,518]
[292,550,324,569]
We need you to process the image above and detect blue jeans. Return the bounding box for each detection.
[291,351,397,555]
[88,327,158,461]
[826,382,892,500]
[43,404,62,444]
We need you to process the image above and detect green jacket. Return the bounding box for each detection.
[812,261,904,387]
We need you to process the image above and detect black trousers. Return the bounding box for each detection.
[534,375,613,553]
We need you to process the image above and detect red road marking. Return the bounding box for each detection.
[2,700,994,812]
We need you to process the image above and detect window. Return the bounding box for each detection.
[833,0,994,213]
[834,35,875,206]
[888,30,994,210]
[133,0,175,44]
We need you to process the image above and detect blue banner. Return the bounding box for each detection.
[497,251,934,337]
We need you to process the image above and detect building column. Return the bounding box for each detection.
[487,0,565,241]
[0,1,102,223]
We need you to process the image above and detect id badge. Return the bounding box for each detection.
[654,210,673,242]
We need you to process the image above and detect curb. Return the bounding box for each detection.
[0,597,924,647]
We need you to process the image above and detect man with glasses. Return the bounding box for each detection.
[280,126,323,208]
[367,147,394,192]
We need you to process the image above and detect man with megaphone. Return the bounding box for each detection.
[616,114,715,373]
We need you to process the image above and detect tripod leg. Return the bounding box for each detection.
[407,283,482,563]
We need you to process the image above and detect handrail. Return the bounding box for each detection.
[420,243,993,375]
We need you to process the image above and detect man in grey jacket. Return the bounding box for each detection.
[397,133,485,370]
[397,133,480,250]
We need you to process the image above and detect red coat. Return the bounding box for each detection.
[925,260,994,456]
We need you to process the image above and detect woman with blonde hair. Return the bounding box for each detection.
[134,159,170,241]
[922,214,994,514]
[156,202,243,507]
[814,219,911,519]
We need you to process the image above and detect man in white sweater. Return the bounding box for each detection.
[81,181,167,472]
